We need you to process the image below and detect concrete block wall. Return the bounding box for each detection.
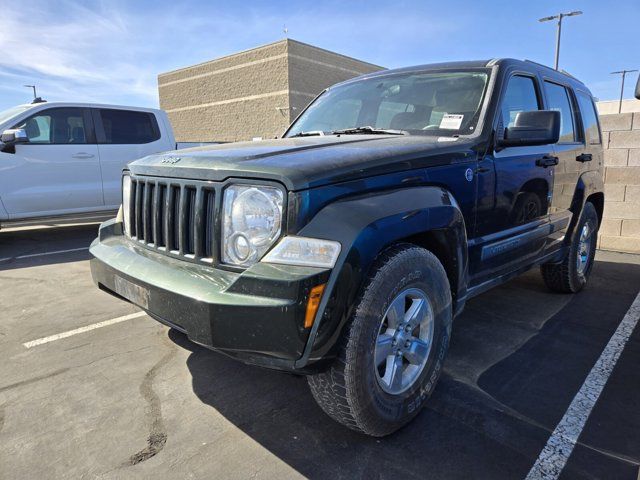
[599,112,640,254]
[158,39,382,143]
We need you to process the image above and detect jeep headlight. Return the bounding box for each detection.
[222,185,284,266]
[122,174,132,234]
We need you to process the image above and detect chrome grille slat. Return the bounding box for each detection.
[126,176,216,263]
[193,188,205,258]
[142,183,152,244]
[204,189,215,258]
[135,181,144,241]
[176,186,185,254]
[152,182,161,247]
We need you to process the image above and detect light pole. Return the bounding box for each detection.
[611,70,639,114]
[539,11,582,70]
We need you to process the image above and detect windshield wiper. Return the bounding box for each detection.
[289,130,325,138]
[331,126,407,136]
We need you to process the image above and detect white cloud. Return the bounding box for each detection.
[0,0,462,109]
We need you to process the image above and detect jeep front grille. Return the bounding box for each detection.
[126,176,217,263]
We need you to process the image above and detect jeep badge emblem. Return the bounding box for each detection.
[161,156,181,164]
[465,168,473,182]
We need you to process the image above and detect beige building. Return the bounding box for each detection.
[158,39,384,142]
[597,111,640,254]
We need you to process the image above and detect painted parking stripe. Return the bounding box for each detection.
[0,246,89,263]
[23,311,147,349]
[525,291,640,480]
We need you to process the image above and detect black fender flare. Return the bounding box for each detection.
[566,169,605,240]
[294,186,468,369]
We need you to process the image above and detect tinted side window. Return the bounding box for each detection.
[501,75,540,128]
[99,109,160,144]
[576,92,601,145]
[544,82,576,143]
[15,108,88,144]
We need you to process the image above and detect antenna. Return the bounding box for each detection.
[23,84,46,104]
[24,84,37,100]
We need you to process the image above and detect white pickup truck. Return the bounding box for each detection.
[0,101,186,229]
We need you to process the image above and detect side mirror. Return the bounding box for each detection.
[498,110,560,147]
[635,74,640,100]
[1,128,29,144]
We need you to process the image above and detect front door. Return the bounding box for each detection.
[470,73,553,283]
[0,107,102,217]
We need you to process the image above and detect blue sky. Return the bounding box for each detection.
[1,0,638,111]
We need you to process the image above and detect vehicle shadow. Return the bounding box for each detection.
[169,256,640,480]
[0,224,98,271]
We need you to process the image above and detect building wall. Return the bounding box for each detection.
[597,98,640,115]
[158,39,383,142]
[158,41,291,142]
[286,40,383,117]
[598,112,640,254]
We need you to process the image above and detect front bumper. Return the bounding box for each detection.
[90,219,330,372]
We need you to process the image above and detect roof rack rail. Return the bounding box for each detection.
[559,69,578,80]
[524,59,551,69]
[523,59,581,82]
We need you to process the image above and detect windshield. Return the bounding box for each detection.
[286,69,490,137]
[0,105,33,126]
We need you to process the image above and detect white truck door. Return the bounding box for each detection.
[93,108,173,208]
[0,107,102,217]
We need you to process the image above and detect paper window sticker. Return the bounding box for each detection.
[439,114,464,130]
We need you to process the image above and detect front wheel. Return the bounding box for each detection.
[307,244,452,436]
[541,201,598,293]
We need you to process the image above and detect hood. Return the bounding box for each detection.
[129,135,476,191]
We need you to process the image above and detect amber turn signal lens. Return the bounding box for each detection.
[305,284,326,328]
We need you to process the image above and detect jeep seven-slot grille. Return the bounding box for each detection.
[127,176,216,263]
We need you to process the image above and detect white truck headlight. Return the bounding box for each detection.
[222,185,284,266]
[262,236,341,268]
[122,174,132,234]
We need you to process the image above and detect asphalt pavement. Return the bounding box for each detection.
[1,225,639,480]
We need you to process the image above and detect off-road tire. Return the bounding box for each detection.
[541,201,598,293]
[307,244,452,436]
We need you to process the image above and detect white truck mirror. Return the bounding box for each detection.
[0,128,29,144]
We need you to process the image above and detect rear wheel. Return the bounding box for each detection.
[541,201,598,293]
[307,244,452,436]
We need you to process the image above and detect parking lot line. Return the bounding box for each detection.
[525,291,640,480]
[23,311,147,349]
[0,246,89,263]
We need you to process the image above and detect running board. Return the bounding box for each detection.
[0,210,118,230]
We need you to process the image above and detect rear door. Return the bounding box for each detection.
[541,80,584,248]
[0,107,102,217]
[93,108,166,207]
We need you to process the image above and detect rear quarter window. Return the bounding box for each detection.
[576,92,601,145]
[99,109,160,144]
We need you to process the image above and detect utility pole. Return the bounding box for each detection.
[539,11,582,70]
[24,84,37,100]
[611,70,639,113]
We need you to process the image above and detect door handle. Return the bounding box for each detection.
[535,155,559,168]
[576,153,592,163]
[72,152,95,159]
